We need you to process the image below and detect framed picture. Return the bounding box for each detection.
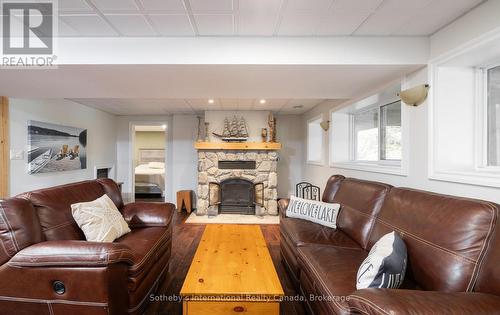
[27,120,87,174]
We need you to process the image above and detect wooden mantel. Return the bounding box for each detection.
[194,141,281,150]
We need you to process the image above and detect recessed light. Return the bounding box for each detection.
[293,105,304,109]
[208,99,215,104]
[259,99,266,104]
[161,124,167,130]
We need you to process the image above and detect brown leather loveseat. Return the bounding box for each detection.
[280,175,500,314]
[0,179,174,315]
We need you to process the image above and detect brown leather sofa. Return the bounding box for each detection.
[280,175,500,314]
[0,179,174,315]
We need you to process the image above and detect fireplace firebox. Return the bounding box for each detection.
[209,179,264,215]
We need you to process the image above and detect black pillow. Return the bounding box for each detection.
[356,231,407,289]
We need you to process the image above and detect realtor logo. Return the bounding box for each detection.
[1,1,57,67]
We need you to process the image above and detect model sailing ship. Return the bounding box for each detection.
[212,116,249,142]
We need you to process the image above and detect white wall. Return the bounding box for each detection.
[276,114,303,198]
[9,99,117,196]
[170,114,198,204]
[115,114,198,205]
[300,68,500,204]
[205,110,270,142]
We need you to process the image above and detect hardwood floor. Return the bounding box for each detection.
[146,211,306,315]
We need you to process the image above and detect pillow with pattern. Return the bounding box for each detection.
[286,195,340,229]
[71,194,130,242]
[356,231,407,289]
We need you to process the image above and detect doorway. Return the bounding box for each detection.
[132,124,167,202]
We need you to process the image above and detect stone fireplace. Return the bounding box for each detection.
[196,150,278,216]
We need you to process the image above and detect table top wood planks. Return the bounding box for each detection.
[180,224,284,314]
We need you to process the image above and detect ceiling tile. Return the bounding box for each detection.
[60,14,118,36]
[148,15,194,35]
[58,19,80,36]
[140,0,186,11]
[354,0,434,35]
[186,99,223,110]
[195,14,233,35]
[219,99,238,106]
[394,0,484,35]
[285,0,333,13]
[239,13,277,35]
[331,0,383,11]
[91,0,139,11]
[316,9,372,35]
[59,0,93,12]
[278,14,320,35]
[189,0,233,11]
[239,0,282,13]
[105,15,156,36]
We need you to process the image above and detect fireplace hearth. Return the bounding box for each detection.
[197,151,278,216]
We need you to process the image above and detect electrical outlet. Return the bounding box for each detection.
[10,149,24,160]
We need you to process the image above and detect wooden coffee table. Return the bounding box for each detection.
[180,224,284,315]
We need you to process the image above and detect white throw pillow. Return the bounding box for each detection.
[286,196,340,229]
[356,231,407,289]
[71,194,131,242]
[148,162,165,169]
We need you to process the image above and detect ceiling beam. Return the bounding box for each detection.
[58,36,429,65]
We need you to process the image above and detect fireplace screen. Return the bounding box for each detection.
[209,179,264,215]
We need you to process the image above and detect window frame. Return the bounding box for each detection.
[477,63,500,171]
[350,100,402,165]
[306,114,325,166]
[328,83,408,176]
[427,27,500,189]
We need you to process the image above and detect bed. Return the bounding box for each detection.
[135,149,165,196]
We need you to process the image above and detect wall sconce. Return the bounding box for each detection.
[398,84,430,106]
[320,120,330,131]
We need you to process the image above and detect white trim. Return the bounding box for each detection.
[128,121,168,202]
[306,114,325,166]
[332,161,407,176]
[428,26,500,188]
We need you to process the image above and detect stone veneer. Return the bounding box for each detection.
[197,150,278,216]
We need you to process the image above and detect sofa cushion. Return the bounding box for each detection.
[298,245,368,314]
[116,227,172,292]
[19,181,108,241]
[334,178,392,250]
[281,216,360,249]
[321,175,345,203]
[368,188,498,292]
[0,198,43,265]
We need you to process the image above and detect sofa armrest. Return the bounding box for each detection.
[278,198,289,219]
[9,240,134,267]
[348,289,500,315]
[122,202,175,228]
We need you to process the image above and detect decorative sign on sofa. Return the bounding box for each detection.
[286,196,340,229]
[27,120,87,174]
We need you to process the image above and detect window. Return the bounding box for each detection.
[488,66,500,166]
[381,102,402,160]
[307,116,324,164]
[352,101,402,162]
[354,108,378,161]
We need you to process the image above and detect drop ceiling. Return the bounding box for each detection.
[58,0,485,37]
[70,98,330,115]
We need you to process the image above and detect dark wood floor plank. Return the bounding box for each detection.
[146,211,306,315]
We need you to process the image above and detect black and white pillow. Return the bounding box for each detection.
[356,231,407,289]
[286,196,340,229]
